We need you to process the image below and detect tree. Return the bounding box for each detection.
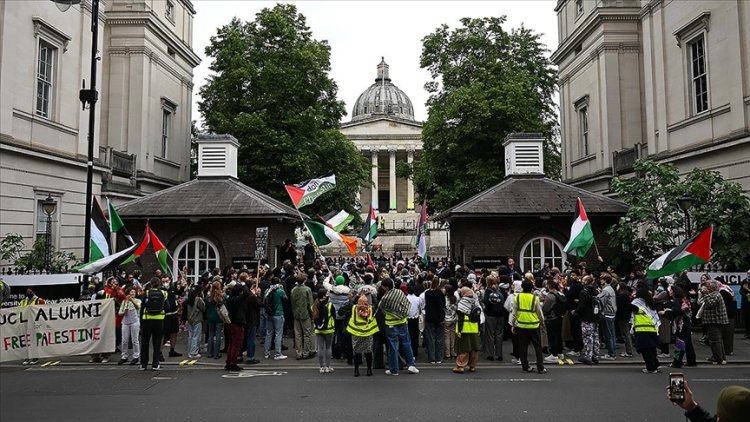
[0,233,77,273]
[414,16,560,212]
[608,160,750,271]
[199,5,369,218]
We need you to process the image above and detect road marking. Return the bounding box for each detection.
[41,361,52,367]
[51,361,61,366]
[692,378,750,382]
[558,359,564,365]
[305,378,552,382]
[188,360,197,365]
[152,376,173,380]
[222,370,286,378]
[178,360,189,366]
[566,359,574,365]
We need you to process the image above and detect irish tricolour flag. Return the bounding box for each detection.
[304,220,358,256]
[563,197,594,258]
[284,174,336,209]
[647,226,713,278]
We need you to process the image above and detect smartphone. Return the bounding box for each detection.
[669,372,685,403]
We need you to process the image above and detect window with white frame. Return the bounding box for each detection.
[688,35,709,114]
[36,40,56,118]
[175,238,219,285]
[521,237,564,274]
[161,108,172,158]
[578,105,589,157]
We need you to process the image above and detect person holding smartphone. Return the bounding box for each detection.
[669,379,750,421]
[118,287,141,365]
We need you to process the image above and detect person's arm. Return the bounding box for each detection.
[542,293,555,314]
[669,381,715,422]
[197,296,206,312]
[509,297,518,329]
[536,297,545,323]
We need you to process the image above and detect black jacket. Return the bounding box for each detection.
[424,289,446,324]
[566,281,584,312]
[615,292,631,322]
[483,287,505,317]
[576,286,598,323]
[244,287,261,327]
[226,288,248,325]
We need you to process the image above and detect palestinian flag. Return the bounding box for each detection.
[319,210,354,233]
[563,197,594,258]
[284,174,336,209]
[358,206,377,243]
[90,197,111,261]
[304,220,358,256]
[149,227,171,275]
[75,229,149,274]
[367,254,376,270]
[647,226,713,278]
[108,198,134,246]
[416,201,428,264]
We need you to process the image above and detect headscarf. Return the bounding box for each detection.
[356,295,370,319]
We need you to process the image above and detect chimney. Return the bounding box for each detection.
[195,134,239,179]
[503,133,545,177]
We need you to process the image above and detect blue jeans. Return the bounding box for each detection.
[207,322,223,358]
[424,321,444,362]
[386,323,415,373]
[603,317,616,357]
[264,315,284,355]
[187,322,201,357]
[245,324,257,360]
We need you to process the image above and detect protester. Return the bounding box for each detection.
[443,284,458,360]
[205,279,225,360]
[161,274,182,359]
[631,287,660,373]
[344,294,379,376]
[291,273,314,360]
[598,273,617,360]
[741,274,750,340]
[615,283,634,357]
[575,275,601,365]
[698,280,728,365]
[224,283,247,371]
[185,285,205,359]
[118,287,141,365]
[264,277,289,360]
[140,277,167,371]
[717,279,737,356]
[379,277,419,376]
[313,288,336,373]
[542,279,565,363]
[510,280,547,374]
[483,275,505,362]
[453,287,482,374]
[423,276,446,364]
[242,274,262,365]
[665,285,696,368]
[405,284,423,359]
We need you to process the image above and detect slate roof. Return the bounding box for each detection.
[117,178,303,220]
[437,175,627,219]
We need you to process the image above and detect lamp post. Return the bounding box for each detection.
[51,0,99,268]
[678,193,695,238]
[41,194,57,272]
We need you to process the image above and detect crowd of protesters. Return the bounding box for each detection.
[13,247,750,376]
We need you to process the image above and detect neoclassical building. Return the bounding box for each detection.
[341,58,423,221]
[0,0,199,263]
[551,0,750,194]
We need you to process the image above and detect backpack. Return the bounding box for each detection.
[552,292,567,318]
[145,289,165,315]
[263,289,276,317]
[469,304,482,323]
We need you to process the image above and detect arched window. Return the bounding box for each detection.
[174,237,219,284]
[520,237,564,274]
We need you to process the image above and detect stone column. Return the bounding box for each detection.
[371,148,379,209]
[407,148,415,212]
[389,147,397,213]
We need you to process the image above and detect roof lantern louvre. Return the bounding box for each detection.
[503,133,545,177]
[196,134,239,179]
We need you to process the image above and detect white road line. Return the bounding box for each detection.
[305,378,552,382]
[691,378,750,382]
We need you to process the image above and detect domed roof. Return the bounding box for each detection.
[351,58,415,122]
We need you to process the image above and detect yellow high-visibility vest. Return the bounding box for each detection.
[384,311,407,327]
[346,305,379,337]
[456,314,479,334]
[515,293,540,329]
[633,308,657,333]
[19,297,40,307]
[315,302,335,335]
[142,290,167,320]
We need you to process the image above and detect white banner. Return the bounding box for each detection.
[0,299,115,362]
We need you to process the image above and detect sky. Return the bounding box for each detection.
[191,0,559,127]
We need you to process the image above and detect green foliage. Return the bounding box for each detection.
[198,5,369,218]
[395,161,413,180]
[0,233,77,273]
[414,16,560,212]
[608,160,750,271]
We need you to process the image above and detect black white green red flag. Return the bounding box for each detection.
[563,197,595,258]
[149,227,171,276]
[358,206,378,243]
[319,210,354,233]
[284,174,336,209]
[107,198,134,246]
[90,197,111,261]
[75,229,149,274]
[647,226,713,278]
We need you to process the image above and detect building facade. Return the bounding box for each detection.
[0,0,198,265]
[552,0,750,194]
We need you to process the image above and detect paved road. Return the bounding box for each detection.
[2,364,749,421]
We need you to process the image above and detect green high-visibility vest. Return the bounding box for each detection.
[315,302,335,335]
[346,305,379,337]
[456,314,479,334]
[633,308,657,333]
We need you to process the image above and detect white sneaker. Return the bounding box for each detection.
[327,366,334,373]
[566,351,580,357]
[544,355,559,364]
[600,355,616,361]
[320,367,326,373]
[407,365,419,374]
[657,353,670,358]
[274,354,288,360]
[264,352,271,359]
[385,370,399,376]
[22,359,30,365]
[164,341,171,347]
[511,358,519,364]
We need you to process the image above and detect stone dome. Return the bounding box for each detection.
[351,57,415,122]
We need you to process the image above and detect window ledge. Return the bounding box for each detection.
[667,103,730,133]
[155,155,181,168]
[12,109,77,136]
[571,154,596,167]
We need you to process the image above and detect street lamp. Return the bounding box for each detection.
[41,194,57,272]
[51,0,99,269]
[678,193,695,238]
